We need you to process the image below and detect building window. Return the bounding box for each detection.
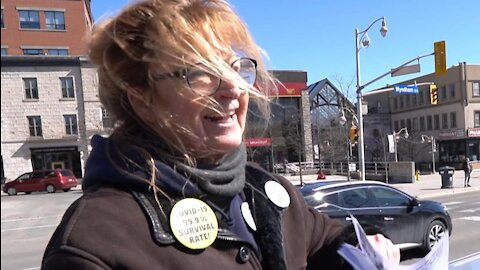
[420,117,425,131]
[450,112,457,128]
[393,97,398,110]
[427,115,433,130]
[23,78,39,99]
[64,115,78,135]
[1,9,4,28]
[440,85,447,100]
[434,114,440,130]
[449,83,455,98]
[23,48,44,55]
[19,10,40,29]
[413,118,418,131]
[442,113,448,129]
[419,90,424,104]
[45,11,65,30]
[60,77,75,98]
[473,82,480,97]
[400,119,405,130]
[47,49,69,55]
[406,119,412,131]
[406,95,410,107]
[399,96,404,108]
[394,120,399,132]
[1,48,7,55]
[475,111,480,128]
[27,116,42,137]
[101,107,114,128]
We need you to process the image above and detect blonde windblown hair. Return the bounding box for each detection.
[87,0,277,198]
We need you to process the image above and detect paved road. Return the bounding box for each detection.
[401,191,480,265]
[1,190,82,270]
[1,187,478,269]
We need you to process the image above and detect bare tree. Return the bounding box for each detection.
[332,73,356,102]
[397,131,430,161]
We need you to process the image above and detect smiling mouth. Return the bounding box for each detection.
[204,111,236,123]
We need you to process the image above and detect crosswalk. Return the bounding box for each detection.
[442,200,480,223]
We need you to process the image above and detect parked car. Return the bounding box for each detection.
[297,180,452,254]
[3,169,78,195]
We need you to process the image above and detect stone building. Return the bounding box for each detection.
[364,62,480,170]
[1,56,108,179]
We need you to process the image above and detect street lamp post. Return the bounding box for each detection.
[393,127,409,162]
[355,17,388,181]
[422,135,436,173]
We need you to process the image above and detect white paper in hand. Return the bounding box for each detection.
[337,215,449,270]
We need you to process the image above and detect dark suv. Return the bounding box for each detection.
[3,169,78,195]
[297,180,452,254]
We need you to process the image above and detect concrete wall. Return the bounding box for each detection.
[388,162,415,183]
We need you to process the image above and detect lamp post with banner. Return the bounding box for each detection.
[355,16,388,181]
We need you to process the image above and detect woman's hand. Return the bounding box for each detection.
[366,234,401,265]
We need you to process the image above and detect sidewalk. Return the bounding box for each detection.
[285,170,480,199]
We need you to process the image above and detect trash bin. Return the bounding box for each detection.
[438,166,455,189]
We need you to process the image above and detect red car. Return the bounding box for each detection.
[3,169,78,195]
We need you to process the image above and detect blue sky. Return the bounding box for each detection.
[92,0,480,96]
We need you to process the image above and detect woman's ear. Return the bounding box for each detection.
[127,91,155,124]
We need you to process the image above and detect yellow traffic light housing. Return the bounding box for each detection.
[434,41,446,76]
[430,84,438,105]
[349,126,358,144]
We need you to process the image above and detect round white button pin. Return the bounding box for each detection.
[241,202,257,231]
[264,180,290,208]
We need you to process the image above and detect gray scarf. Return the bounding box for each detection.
[176,144,247,197]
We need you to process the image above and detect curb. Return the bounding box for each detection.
[414,186,480,199]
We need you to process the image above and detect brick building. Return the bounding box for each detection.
[1,0,93,56]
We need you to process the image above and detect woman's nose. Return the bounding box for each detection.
[215,77,246,99]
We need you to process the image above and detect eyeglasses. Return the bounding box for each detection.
[152,57,257,96]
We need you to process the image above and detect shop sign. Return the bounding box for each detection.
[244,138,272,147]
[272,82,306,97]
[468,128,480,137]
[438,129,465,139]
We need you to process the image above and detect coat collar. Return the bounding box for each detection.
[130,163,287,270]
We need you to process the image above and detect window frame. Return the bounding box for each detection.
[19,10,40,29]
[434,114,440,130]
[44,11,65,30]
[63,114,78,135]
[473,81,480,97]
[47,49,69,56]
[419,116,425,131]
[60,77,75,98]
[442,113,448,129]
[475,111,480,128]
[27,116,43,137]
[23,78,39,99]
[369,186,411,208]
[450,112,457,128]
[1,9,5,29]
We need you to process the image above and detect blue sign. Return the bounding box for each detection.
[394,85,419,94]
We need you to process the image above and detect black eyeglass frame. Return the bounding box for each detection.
[152,57,258,96]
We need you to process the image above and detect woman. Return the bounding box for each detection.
[463,157,472,187]
[42,1,399,269]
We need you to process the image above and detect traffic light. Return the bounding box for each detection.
[349,125,358,144]
[434,41,446,76]
[430,84,438,105]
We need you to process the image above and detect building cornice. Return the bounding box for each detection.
[1,55,88,67]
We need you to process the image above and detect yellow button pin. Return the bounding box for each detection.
[170,198,218,250]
